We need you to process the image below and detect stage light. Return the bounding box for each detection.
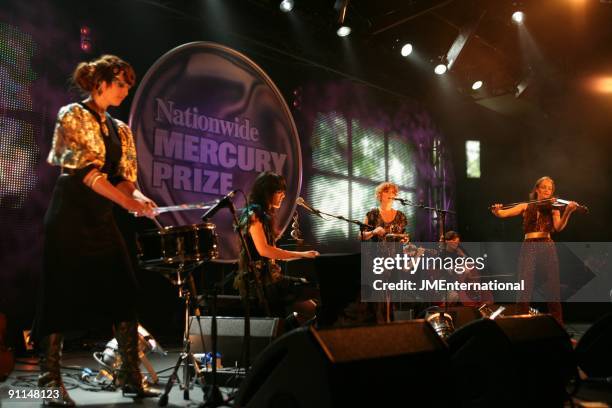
[336,0,351,37]
[434,64,447,75]
[337,26,351,37]
[279,0,294,13]
[400,43,413,57]
[512,11,524,24]
[471,80,483,90]
[80,25,92,53]
[585,76,612,94]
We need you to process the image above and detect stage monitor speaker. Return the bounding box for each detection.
[447,318,518,408]
[495,315,576,406]
[575,312,612,378]
[189,316,281,367]
[235,320,452,408]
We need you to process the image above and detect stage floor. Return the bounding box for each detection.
[0,348,239,407]
[1,322,611,407]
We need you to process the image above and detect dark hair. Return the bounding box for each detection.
[444,230,460,241]
[529,176,555,200]
[249,171,287,211]
[72,54,135,95]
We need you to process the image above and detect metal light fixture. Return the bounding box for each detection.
[336,0,351,37]
[434,63,448,75]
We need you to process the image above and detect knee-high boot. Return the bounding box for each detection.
[38,333,75,406]
[113,321,159,398]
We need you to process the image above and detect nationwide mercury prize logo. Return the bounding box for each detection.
[130,42,302,258]
[151,98,287,194]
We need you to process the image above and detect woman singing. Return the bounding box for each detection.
[359,182,409,323]
[361,181,409,242]
[33,55,158,405]
[235,172,319,319]
[491,176,578,325]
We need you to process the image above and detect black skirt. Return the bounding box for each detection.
[32,173,138,340]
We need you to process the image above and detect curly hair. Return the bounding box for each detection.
[375,181,399,203]
[72,54,135,95]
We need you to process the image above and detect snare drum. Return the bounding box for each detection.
[137,223,218,265]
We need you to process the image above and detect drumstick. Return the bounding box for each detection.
[152,217,164,229]
[130,202,213,217]
[153,202,213,214]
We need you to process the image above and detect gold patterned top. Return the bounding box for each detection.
[47,103,138,182]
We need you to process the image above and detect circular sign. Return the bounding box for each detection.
[130,42,302,259]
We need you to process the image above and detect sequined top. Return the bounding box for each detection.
[522,203,558,234]
[365,207,408,242]
[47,103,138,182]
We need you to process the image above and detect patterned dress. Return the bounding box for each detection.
[517,203,562,324]
[363,207,409,323]
[364,207,408,242]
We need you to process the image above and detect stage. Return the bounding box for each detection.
[1,321,612,407]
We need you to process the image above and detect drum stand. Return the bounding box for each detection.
[198,278,224,408]
[158,262,208,407]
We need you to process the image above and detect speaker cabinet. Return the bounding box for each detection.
[235,320,452,407]
[189,316,281,367]
[575,312,612,378]
[447,318,518,408]
[495,315,576,406]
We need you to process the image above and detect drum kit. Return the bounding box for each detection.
[134,202,225,407]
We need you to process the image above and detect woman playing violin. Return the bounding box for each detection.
[491,176,578,325]
[361,182,409,243]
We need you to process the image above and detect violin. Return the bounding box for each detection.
[490,197,589,214]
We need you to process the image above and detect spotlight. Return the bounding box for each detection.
[400,43,413,57]
[434,64,447,75]
[512,11,524,24]
[336,0,351,37]
[279,0,294,13]
[471,80,483,90]
[337,26,351,37]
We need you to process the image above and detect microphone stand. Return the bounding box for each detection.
[308,208,374,233]
[394,198,456,320]
[394,198,455,242]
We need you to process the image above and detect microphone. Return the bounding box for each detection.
[201,190,237,220]
[296,197,323,218]
[393,197,409,205]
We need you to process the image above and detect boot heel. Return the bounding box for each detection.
[114,322,160,399]
[38,334,76,407]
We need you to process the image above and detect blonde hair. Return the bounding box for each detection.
[72,54,135,95]
[375,182,399,202]
[529,176,555,200]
